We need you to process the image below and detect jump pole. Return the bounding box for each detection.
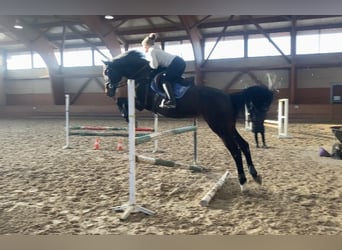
[136,154,206,172]
[152,114,198,165]
[69,126,153,131]
[200,170,230,207]
[135,125,197,145]
[112,79,155,220]
[62,93,154,149]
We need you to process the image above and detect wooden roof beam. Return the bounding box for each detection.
[79,15,122,57]
[179,15,204,85]
[248,15,291,64]
[202,15,234,66]
[0,15,65,105]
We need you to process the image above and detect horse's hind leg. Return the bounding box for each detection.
[222,137,248,187]
[233,129,262,185]
[204,121,247,187]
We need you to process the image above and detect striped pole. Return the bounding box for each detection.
[70,126,128,131]
[136,155,206,172]
[69,126,154,132]
[135,125,197,145]
[68,131,149,137]
[69,131,129,137]
[63,94,154,148]
[200,170,230,207]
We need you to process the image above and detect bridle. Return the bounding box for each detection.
[106,63,150,90]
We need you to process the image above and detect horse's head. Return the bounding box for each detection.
[103,61,122,98]
[103,50,151,98]
[245,85,274,114]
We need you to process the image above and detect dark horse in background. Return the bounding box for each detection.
[103,50,274,189]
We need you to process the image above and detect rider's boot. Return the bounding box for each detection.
[160,82,176,108]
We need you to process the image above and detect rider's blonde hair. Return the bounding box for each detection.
[141,33,157,47]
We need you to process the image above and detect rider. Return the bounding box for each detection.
[141,33,186,109]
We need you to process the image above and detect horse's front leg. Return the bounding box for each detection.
[233,129,262,185]
[116,97,129,123]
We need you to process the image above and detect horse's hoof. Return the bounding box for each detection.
[239,176,247,186]
[253,175,262,185]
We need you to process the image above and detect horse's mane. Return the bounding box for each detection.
[111,50,147,64]
[106,50,150,81]
[230,85,273,118]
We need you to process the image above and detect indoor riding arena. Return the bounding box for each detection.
[0,15,342,235]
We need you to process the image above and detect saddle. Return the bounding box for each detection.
[150,72,194,99]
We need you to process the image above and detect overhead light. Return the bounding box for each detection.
[14,19,23,29]
[104,15,114,20]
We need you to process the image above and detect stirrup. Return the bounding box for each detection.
[159,98,176,109]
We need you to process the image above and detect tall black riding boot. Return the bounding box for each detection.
[160,82,176,108]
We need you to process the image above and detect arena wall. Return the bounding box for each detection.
[1,54,342,122]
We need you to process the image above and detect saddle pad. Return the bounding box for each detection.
[150,81,191,99]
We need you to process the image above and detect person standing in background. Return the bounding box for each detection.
[250,108,268,148]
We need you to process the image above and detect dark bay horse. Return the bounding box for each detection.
[103,50,273,188]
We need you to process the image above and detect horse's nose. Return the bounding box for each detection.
[105,82,110,95]
[105,83,115,97]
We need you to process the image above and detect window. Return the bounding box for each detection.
[319,28,342,53]
[32,53,46,68]
[62,49,93,67]
[7,52,47,69]
[94,48,112,65]
[297,28,342,54]
[248,33,291,57]
[204,36,244,59]
[296,30,320,54]
[6,27,342,70]
[6,53,32,69]
[165,41,195,61]
[331,83,342,104]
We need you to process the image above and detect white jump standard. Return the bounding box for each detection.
[112,80,207,220]
[112,79,155,220]
[245,98,289,138]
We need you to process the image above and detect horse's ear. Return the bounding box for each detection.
[270,88,279,99]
